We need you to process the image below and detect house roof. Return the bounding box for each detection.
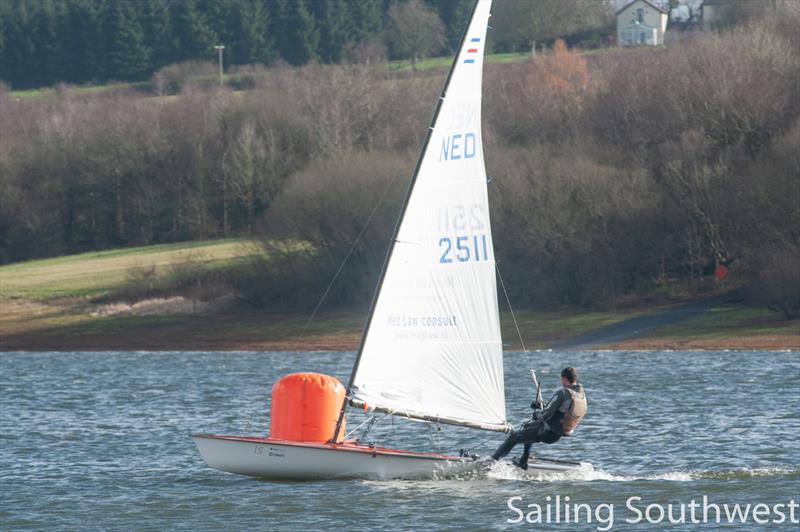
[615,0,669,15]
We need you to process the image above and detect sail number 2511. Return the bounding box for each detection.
[437,204,489,264]
[439,234,489,263]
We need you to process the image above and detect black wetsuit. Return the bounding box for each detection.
[491,383,585,463]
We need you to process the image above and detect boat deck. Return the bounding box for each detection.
[199,435,461,461]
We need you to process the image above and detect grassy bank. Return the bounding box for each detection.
[1,241,797,351]
[9,52,534,100]
[0,239,256,300]
[2,299,796,352]
[608,306,800,350]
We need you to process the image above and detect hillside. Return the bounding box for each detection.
[1,241,796,351]
[2,5,798,329]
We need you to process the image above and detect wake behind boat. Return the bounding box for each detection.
[193,0,592,480]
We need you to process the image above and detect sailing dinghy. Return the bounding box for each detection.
[193,0,592,480]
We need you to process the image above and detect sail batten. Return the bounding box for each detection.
[346,0,504,432]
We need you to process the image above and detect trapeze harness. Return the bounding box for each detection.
[556,387,587,436]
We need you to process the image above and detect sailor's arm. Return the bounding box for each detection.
[534,390,564,422]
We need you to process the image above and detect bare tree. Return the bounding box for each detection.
[492,0,612,56]
[385,0,445,72]
[224,122,271,232]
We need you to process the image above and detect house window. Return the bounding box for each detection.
[640,31,646,44]
[636,8,644,23]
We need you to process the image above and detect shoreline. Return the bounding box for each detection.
[3,344,797,352]
[0,320,800,353]
[3,334,798,354]
[2,293,798,353]
[4,240,797,353]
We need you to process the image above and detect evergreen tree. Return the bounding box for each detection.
[312,0,352,64]
[29,0,62,87]
[0,0,418,89]
[228,0,275,65]
[0,2,7,77]
[140,0,173,71]
[282,0,319,65]
[64,0,104,83]
[171,0,217,63]
[200,0,235,50]
[268,0,289,43]
[50,0,70,80]
[105,0,151,80]
[349,0,383,42]
[1,0,34,88]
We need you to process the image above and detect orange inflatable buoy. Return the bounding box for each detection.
[269,373,346,443]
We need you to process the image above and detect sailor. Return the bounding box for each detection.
[490,366,587,469]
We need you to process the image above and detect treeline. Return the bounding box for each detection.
[0,0,386,89]
[0,0,615,90]
[259,8,800,313]
[0,0,472,89]
[1,5,798,313]
[0,64,438,260]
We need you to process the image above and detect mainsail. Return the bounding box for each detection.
[346,0,508,432]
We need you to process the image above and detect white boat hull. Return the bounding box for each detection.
[192,435,592,480]
[192,435,466,480]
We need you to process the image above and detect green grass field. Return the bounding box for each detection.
[0,238,257,300]
[499,308,650,348]
[387,52,530,72]
[9,52,535,100]
[621,305,800,346]
[9,81,151,99]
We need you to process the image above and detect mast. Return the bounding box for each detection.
[330,0,491,441]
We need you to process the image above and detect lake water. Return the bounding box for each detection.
[1,350,798,531]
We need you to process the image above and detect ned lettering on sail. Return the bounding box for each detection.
[440,132,478,161]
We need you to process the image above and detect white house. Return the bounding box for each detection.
[616,0,669,46]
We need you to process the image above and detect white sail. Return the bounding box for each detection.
[351,0,507,432]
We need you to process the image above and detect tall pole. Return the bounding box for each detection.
[214,45,225,86]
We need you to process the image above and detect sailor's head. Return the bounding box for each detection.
[560,367,578,387]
